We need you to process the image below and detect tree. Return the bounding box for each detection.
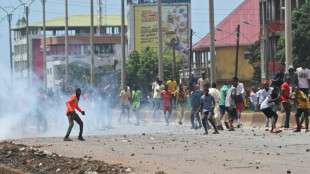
[248,40,261,85]
[275,2,310,66]
[57,61,114,88]
[125,49,182,93]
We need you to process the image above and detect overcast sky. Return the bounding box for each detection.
[0,0,244,74]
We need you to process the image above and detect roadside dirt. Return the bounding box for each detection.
[0,141,129,173]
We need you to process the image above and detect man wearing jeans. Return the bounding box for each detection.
[153,80,164,120]
[281,77,291,128]
[64,88,85,141]
[190,84,204,129]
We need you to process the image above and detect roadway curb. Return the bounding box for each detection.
[113,110,298,127]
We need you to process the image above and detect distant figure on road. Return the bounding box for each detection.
[196,87,219,135]
[260,88,282,133]
[161,85,172,126]
[119,87,131,123]
[131,85,142,126]
[64,88,85,141]
[292,87,309,133]
[197,71,210,91]
[175,84,187,125]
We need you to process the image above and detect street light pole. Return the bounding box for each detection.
[26,6,30,87]
[42,0,47,89]
[285,0,292,71]
[90,0,95,87]
[65,0,69,87]
[121,0,126,90]
[209,0,216,83]
[157,0,164,81]
[235,25,240,78]
[8,13,13,82]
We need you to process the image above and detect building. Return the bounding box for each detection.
[259,0,309,80]
[13,14,128,90]
[192,0,260,87]
[127,0,191,70]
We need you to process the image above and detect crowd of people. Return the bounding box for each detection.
[3,60,310,141]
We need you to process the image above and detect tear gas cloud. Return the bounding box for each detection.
[0,60,158,140]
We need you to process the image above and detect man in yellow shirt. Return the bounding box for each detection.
[292,87,309,132]
[119,87,131,123]
[166,76,177,108]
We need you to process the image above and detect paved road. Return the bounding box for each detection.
[10,122,310,174]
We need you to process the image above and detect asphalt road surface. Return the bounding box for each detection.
[9,122,310,174]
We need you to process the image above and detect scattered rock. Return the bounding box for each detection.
[142,133,145,136]
[125,167,131,173]
[131,153,135,156]
[306,149,310,152]
[287,170,291,173]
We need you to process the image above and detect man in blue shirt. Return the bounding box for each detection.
[190,84,203,129]
[196,87,219,135]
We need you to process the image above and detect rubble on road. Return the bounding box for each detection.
[0,141,129,173]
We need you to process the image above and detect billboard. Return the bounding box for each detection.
[134,5,189,67]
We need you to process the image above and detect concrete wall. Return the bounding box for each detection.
[216,45,254,81]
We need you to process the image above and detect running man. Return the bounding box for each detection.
[119,87,131,123]
[196,87,219,135]
[175,84,187,125]
[131,85,142,126]
[64,88,86,141]
[209,82,222,130]
[260,88,282,133]
[190,84,203,129]
[224,77,239,131]
[281,77,292,128]
[161,85,172,126]
[292,87,309,133]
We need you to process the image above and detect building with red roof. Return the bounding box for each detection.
[191,0,260,86]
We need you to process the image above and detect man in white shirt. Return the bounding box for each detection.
[260,88,282,133]
[197,71,210,91]
[224,77,239,131]
[296,59,310,97]
[209,82,222,130]
[153,80,164,119]
[258,80,274,129]
[250,86,258,112]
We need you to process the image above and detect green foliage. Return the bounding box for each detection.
[248,40,261,85]
[57,61,114,88]
[275,2,310,66]
[126,49,182,92]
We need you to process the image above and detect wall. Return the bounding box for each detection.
[216,45,254,81]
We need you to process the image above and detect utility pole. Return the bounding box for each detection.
[209,0,216,83]
[121,0,126,90]
[265,21,270,79]
[189,29,193,81]
[235,25,240,78]
[157,0,163,81]
[8,13,13,82]
[172,38,176,80]
[285,0,292,71]
[42,0,47,89]
[26,6,30,87]
[65,0,69,86]
[97,0,102,35]
[90,0,95,87]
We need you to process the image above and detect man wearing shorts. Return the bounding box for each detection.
[196,87,219,135]
[119,87,131,123]
[260,88,282,133]
[224,77,239,131]
[161,85,172,126]
[292,87,309,133]
[131,85,142,126]
[219,82,230,124]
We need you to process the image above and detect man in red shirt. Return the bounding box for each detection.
[281,77,291,128]
[64,88,86,141]
[161,85,172,126]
